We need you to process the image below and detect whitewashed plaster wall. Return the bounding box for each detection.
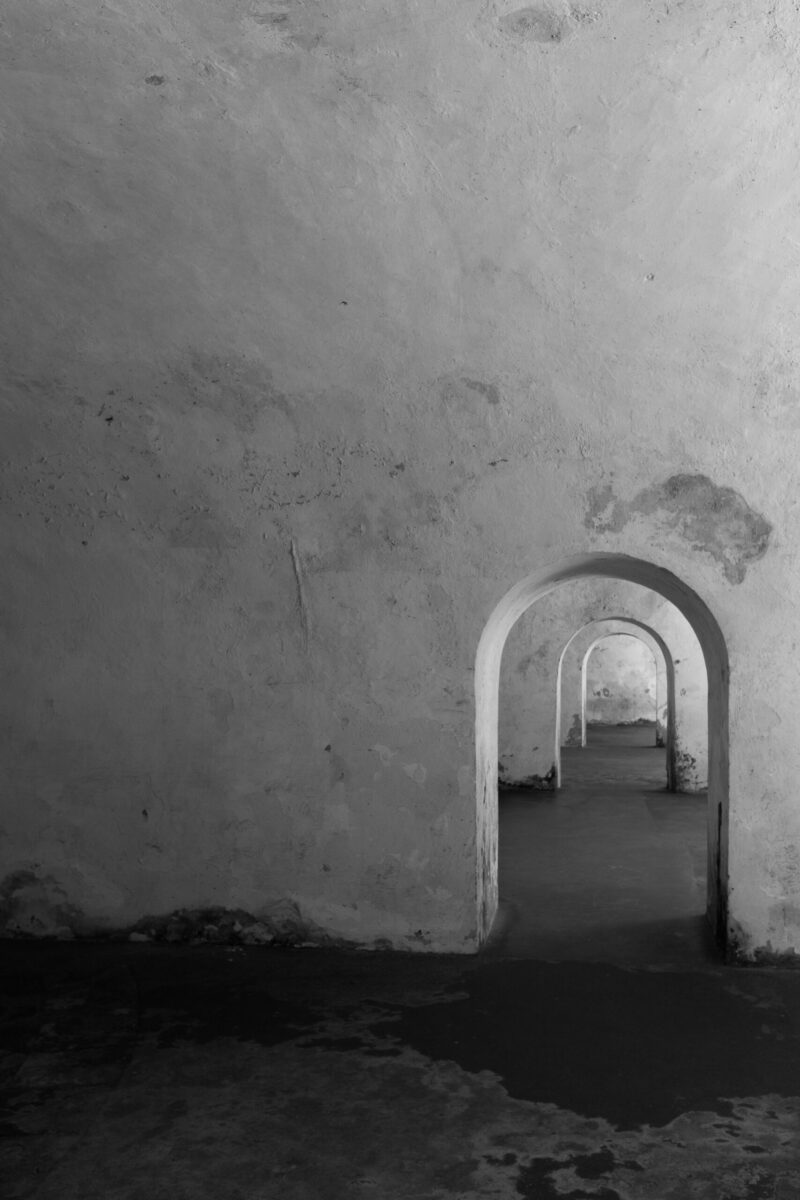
[2,1,800,960]
[584,634,656,727]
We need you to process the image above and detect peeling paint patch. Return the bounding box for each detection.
[674,749,706,793]
[460,377,501,406]
[371,743,396,767]
[499,764,556,791]
[0,882,346,949]
[729,928,800,969]
[585,474,772,583]
[0,870,82,939]
[565,712,582,746]
[402,762,427,786]
[726,918,800,968]
[125,901,335,947]
[440,375,502,410]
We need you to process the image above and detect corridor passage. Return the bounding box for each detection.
[492,723,712,965]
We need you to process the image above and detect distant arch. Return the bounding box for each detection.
[555,617,676,790]
[582,633,658,739]
[475,553,728,949]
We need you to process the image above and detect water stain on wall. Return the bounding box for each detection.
[208,688,235,733]
[461,378,501,406]
[168,504,242,550]
[0,869,83,938]
[498,4,573,43]
[585,474,772,584]
[565,713,582,746]
[250,4,325,51]
[170,354,295,435]
[440,375,502,409]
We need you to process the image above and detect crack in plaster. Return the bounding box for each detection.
[290,538,311,651]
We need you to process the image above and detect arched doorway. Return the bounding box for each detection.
[475,553,728,950]
[555,616,677,790]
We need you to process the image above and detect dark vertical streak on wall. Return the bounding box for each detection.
[290,538,310,652]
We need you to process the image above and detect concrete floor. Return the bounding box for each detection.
[492,724,712,965]
[3,729,800,1198]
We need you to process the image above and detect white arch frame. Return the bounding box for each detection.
[474,553,729,949]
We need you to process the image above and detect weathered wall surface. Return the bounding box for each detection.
[585,634,656,726]
[2,1,800,958]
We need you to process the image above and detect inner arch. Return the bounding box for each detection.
[582,633,658,741]
[555,616,677,790]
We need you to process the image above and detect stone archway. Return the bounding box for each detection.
[475,553,729,949]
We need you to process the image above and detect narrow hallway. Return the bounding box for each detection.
[492,724,712,965]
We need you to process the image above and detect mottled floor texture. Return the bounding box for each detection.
[2,728,799,1198]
